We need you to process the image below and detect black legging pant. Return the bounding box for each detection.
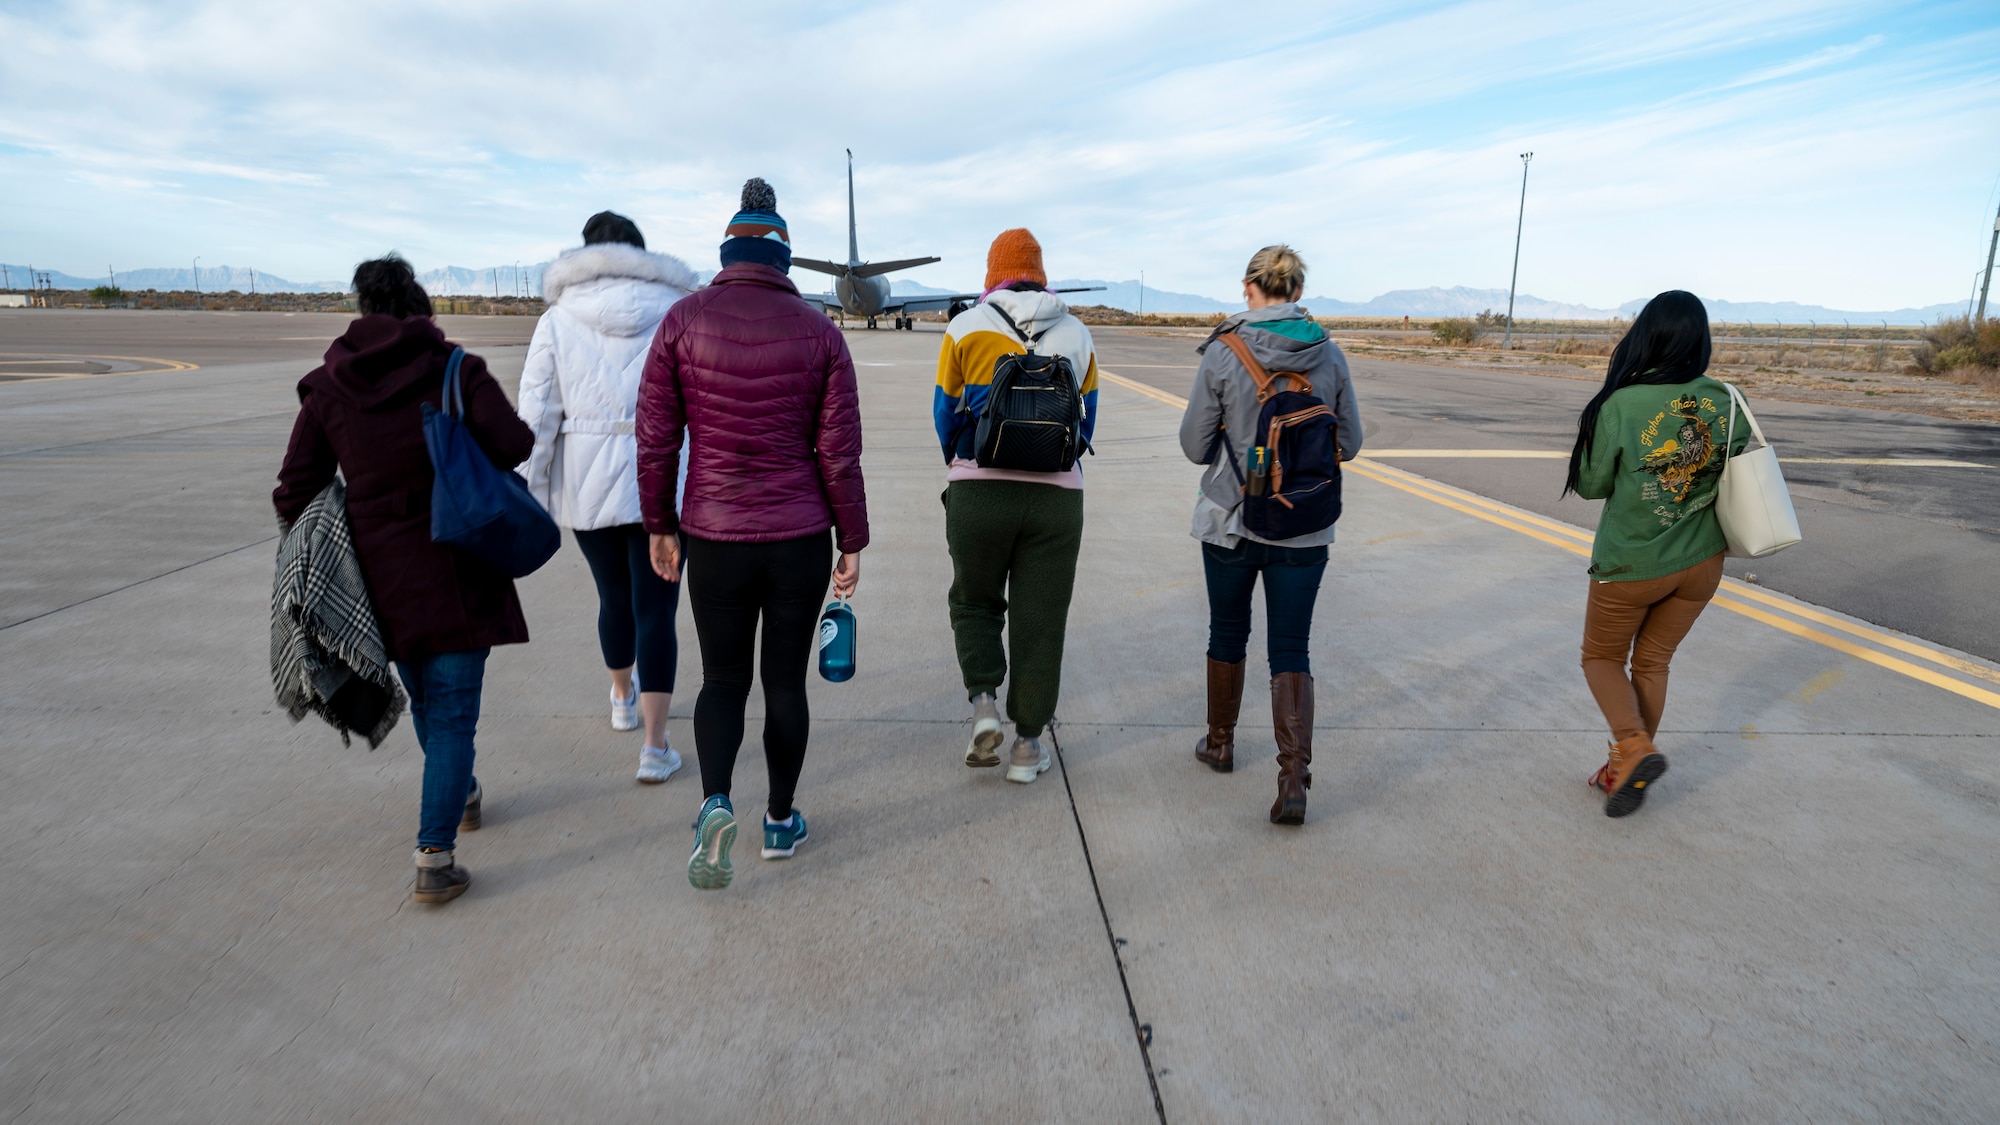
[684,531,832,820]
[572,524,680,693]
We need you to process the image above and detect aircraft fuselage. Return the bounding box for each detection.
[834,272,892,318]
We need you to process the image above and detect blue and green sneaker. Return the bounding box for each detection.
[687,794,737,890]
[762,809,809,860]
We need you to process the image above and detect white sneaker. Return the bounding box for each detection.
[1005,736,1052,784]
[636,745,682,784]
[611,687,639,731]
[965,693,1004,768]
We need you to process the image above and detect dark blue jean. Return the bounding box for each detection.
[1202,540,1329,675]
[395,648,490,851]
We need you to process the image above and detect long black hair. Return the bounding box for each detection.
[1563,290,1712,496]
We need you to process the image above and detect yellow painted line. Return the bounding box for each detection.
[1783,457,1989,468]
[1365,449,1567,458]
[0,352,200,378]
[1718,581,2000,687]
[1714,595,2000,710]
[1099,371,2000,711]
[1097,369,1190,408]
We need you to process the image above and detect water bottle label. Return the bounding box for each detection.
[818,619,838,651]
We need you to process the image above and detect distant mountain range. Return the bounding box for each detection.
[5,262,1970,325]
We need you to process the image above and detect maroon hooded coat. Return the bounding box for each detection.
[274,315,536,661]
[636,263,869,552]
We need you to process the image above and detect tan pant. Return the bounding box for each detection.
[1580,554,1724,742]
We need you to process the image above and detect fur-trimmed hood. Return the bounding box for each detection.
[541,243,701,337]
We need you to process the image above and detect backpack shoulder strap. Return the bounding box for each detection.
[987,302,1052,351]
[1218,330,1311,402]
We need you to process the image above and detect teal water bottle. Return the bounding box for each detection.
[817,598,856,683]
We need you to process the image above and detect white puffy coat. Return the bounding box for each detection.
[518,243,700,529]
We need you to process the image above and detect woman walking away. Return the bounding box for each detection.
[934,228,1100,785]
[1179,245,1362,825]
[518,211,700,784]
[1567,290,1746,818]
[274,255,536,904]
[637,178,868,891]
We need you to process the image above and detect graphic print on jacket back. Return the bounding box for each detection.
[1640,388,1720,506]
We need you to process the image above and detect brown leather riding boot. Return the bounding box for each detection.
[1269,672,1314,825]
[1194,658,1245,772]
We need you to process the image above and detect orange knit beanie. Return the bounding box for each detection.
[984,228,1046,291]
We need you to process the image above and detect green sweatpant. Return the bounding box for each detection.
[944,479,1084,738]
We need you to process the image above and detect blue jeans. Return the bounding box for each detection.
[395,648,489,851]
[1202,540,1328,676]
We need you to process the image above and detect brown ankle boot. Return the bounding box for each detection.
[1269,672,1313,824]
[1588,734,1667,819]
[1195,658,1245,772]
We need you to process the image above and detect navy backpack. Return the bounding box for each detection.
[1208,330,1343,540]
[422,347,561,578]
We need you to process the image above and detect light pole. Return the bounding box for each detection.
[1138,270,1144,316]
[1503,151,1533,350]
[192,257,201,296]
[1978,199,2000,321]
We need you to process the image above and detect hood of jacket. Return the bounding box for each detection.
[542,243,702,338]
[315,315,452,411]
[1197,301,1329,373]
[982,287,1072,340]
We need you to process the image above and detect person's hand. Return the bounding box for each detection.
[832,551,860,599]
[650,533,682,582]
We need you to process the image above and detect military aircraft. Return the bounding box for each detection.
[794,151,1101,329]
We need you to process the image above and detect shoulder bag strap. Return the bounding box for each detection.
[1720,381,1766,457]
[444,346,467,418]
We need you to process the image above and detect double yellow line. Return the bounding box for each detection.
[1098,368,2000,712]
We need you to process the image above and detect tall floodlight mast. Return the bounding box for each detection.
[192,257,201,296]
[1504,151,1533,350]
[1977,199,2000,322]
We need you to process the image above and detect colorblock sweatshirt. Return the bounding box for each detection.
[933,288,1100,489]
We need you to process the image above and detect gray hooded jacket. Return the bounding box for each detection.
[1177,303,1364,548]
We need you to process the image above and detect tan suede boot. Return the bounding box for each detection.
[1195,658,1245,773]
[1269,672,1313,825]
[1588,734,1668,818]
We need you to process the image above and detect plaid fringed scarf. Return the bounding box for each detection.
[271,479,405,747]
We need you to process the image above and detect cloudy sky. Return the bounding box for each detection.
[3,1,1996,307]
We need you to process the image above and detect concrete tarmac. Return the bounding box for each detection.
[2,311,1998,1121]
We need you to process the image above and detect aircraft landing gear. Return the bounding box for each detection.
[866,316,878,330]
[893,315,911,330]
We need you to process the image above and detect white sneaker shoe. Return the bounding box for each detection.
[965,693,1004,768]
[611,687,639,732]
[1005,736,1052,784]
[637,745,682,784]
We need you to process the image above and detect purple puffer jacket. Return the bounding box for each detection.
[636,263,869,553]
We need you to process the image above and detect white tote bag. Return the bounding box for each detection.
[1714,382,1802,558]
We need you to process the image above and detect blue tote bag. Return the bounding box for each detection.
[422,347,561,578]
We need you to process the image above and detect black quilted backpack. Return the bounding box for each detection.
[970,305,1092,473]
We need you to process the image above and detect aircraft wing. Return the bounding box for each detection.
[883,283,1109,316]
[886,292,980,314]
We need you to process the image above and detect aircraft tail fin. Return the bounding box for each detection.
[792,257,848,277]
[846,149,859,266]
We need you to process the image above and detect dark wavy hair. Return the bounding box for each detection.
[1563,290,1712,496]
[583,210,645,248]
[352,254,433,318]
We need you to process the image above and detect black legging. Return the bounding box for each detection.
[684,531,832,820]
[572,524,680,693]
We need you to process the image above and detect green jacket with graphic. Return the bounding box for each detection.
[1575,375,1748,582]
